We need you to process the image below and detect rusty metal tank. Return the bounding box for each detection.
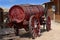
[9,5,44,23]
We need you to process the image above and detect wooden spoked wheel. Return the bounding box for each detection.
[29,15,41,39]
[46,16,51,31]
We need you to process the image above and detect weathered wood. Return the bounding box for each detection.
[3,36,20,40]
[0,28,15,35]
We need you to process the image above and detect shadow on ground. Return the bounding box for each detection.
[19,32,32,38]
[19,29,46,38]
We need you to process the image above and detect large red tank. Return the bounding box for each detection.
[9,5,44,23]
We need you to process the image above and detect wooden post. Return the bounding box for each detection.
[0,8,4,29]
[54,0,60,22]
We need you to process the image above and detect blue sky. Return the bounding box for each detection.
[0,0,50,8]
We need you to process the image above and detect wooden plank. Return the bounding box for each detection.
[3,36,20,40]
[0,28,15,35]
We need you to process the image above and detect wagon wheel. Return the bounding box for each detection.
[29,15,41,39]
[46,16,51,31]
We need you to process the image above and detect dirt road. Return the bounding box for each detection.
[19,20,60,40]
[35,20,60,40]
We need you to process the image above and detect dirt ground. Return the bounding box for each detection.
[18,20,60,40]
